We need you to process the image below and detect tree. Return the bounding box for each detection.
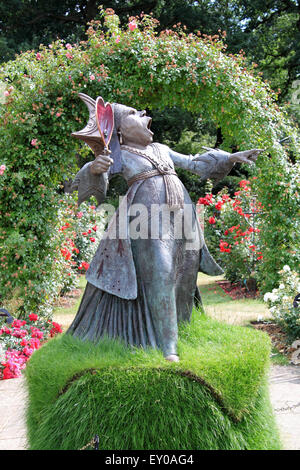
[0,0,160,62]
[1,1,299,99]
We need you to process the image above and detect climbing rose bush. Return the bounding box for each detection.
[26,194,104,319]
[200,178,264,287]
[0,315,62,380]
[0,188,103,319]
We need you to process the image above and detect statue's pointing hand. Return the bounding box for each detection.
[229,148,264,165]
[90,150,113,175]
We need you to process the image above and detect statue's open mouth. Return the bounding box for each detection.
[146,117,153,136]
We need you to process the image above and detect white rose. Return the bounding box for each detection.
[279,284,285,289]
[270,293,278,302]
[283,265,290,272]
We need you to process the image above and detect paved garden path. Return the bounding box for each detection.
[0,376,27,450]
[0,365,299,450]
[269,365,300,450]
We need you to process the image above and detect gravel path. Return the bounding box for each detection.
[0,365,299,450]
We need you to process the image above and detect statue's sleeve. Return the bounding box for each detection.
[168,147,235,184]
[70,162,108,206]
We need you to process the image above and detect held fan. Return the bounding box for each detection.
[95,96,114,151]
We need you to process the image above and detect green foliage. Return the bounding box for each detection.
[0,11,299,314]
[201,178,264,287]
[1,1,299,101]
[25,310,280,450]
[279,307,300,342]
[264,266,300,341]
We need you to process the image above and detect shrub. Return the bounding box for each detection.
[263,266,300,341]
[28,195,103,318]
[200,178,264,287]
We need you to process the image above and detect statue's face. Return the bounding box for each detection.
[120,107,153,146]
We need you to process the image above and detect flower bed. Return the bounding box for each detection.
[0,315,62,380]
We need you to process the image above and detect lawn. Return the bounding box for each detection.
[53,273,271,330]
[197,273,271,326]
[53,275,87,331]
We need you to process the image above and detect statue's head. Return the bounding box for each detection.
[72,94,153,158]
[113,103,153,147]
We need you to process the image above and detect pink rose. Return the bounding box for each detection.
[129,21,137,32]
[66,52,73,59]
[90,74,95,81]
[30,338,41,350]
[56,112,61,117]
[4,90,9,97]
[31,139,38,147]
[36,53,41,60]
[23,346,34,357]
[12,320,24,328]
[66,43,72,50]
[115,36,120,43]
[31,328,43,339]
[0,164,6,175]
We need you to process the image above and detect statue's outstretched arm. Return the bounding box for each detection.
[168,146,263,183]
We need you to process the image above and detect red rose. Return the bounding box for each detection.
[29,313,38,322]
[3,367,15,380]
[208,217,216,225]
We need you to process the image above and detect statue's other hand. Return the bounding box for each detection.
[90,152,113,174]
[229,148,264,165]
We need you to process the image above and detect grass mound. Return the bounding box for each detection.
[25,311,281,450]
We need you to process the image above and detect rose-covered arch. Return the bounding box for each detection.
[0,11,298,313]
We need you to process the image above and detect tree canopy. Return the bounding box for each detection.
[1,1,299,100]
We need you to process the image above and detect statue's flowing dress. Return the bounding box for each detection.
[67,144,233,356]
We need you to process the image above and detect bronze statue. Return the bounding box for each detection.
[68,93,262,362]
